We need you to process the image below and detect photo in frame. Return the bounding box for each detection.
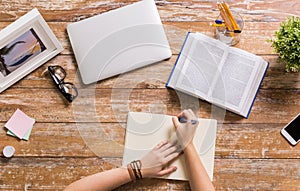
[0,8,63,93]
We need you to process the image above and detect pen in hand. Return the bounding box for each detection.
[179,117,198,125]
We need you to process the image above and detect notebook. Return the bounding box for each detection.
[166,32,269,118]
[67,0,172,84]
[122,112,217,181]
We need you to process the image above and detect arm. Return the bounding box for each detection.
[184,143,215,191]
[64,167,131,191]
[64,140,180,191]
[172,109,215,191]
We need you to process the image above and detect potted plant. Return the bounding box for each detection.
[269,16,300,72]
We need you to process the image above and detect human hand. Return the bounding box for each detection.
[140,140,180,178]
[172,109,199,150]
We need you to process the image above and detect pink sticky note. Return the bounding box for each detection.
[4,109,35,139]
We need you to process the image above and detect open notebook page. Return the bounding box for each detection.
[122,112,217,181]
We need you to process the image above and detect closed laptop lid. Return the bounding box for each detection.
[67,0,172,84]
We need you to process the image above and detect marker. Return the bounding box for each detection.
[179,117,198,124]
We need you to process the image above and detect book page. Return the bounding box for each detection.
[175,33,227,99]
[241,59,268,116]
[166,32,196,88]
[210,49,259,111]
[122,112,217,181]
[168,32,267,116]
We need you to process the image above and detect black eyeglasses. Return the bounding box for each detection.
[48,65,78,102]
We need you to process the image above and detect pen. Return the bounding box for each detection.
[215,20,224,24]
[179,117,198,125]
[211,23,226,27]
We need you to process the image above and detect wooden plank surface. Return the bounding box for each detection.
[2,122,300,159]
[1,158,300,191]
[0,21,283,55]
[0,0,299,22]
[0,0,300,190]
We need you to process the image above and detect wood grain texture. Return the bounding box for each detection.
[2,122,300,159]
[0,88,298,124]
[0,21,282,55]
[0,0,299,22]
[0,0,299,190]
[4,54,300,90]
[1,158,300,191]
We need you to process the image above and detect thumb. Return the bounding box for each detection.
[172,116,180,130]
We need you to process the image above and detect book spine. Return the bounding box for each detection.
[166,32,191,88]
[245,62,270,118]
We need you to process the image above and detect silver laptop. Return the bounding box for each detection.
[67,0,172,84]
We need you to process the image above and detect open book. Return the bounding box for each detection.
[122,112,217,181]
[166,32,269,118]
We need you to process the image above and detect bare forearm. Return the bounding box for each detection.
[64,140,181,191]
[184,144,215,191]
[64,167,131,191]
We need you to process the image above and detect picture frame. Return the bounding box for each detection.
[0,8,63,93]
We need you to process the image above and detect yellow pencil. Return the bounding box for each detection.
[221,2,241,33]
[217,2,234,36]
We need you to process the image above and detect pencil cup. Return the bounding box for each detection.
[215,12,244,46]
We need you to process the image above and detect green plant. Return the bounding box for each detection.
[269,16,300,72]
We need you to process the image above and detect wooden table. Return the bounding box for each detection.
[1,0,300,190]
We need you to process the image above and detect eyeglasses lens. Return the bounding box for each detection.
[60,83,77,96]
[53,66,66,81]
[48,65,78,102]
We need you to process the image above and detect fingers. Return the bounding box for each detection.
[161,144,178,157]
[155,141,180,161]
[157,166,177,176]
[155,140,168,149]
[159,141,172,151]
[188,109,194,116]
[164,151,180,162]
[177,109,198,126]
[172,116,180,129]
[182,109,195,120]
[173,109,197,128]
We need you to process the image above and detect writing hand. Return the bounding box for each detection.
[172,109,199,150]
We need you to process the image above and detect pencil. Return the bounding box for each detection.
[221,2,241,33]
[217,2,234,36]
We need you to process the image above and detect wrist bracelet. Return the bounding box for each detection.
[129,160,142,180]
[127,163,136,182]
